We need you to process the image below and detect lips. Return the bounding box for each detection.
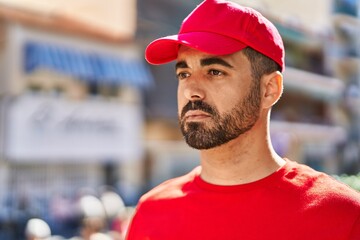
[180,100,216,122]
[184,110,211,121]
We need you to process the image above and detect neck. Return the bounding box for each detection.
[199,117,285,185]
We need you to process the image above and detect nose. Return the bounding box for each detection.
[182,79,205,101]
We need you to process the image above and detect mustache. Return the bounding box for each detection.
[180,100,216,119]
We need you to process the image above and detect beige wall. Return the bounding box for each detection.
[0,0,137,39]
[234,0,333,34]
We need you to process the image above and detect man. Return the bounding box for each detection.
[126,0,360,239]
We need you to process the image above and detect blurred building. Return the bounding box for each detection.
[330,0,360,174]
[0,0,152,238]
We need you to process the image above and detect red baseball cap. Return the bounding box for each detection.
[145,0,285,71]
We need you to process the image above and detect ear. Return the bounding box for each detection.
[261,71,283,109]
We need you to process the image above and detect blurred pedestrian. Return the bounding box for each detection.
[89,232,112,240]
[126,0,360,239]
[71,194,107,240]
[99,189,126,237]
[80,217,106,240]
[25,218,51,240]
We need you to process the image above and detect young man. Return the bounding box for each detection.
[126,0,360,239]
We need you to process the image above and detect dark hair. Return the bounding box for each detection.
[242,47,281,82]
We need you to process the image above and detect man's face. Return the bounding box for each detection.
[176,46,261,150]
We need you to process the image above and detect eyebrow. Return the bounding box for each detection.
[175,57,234,71]
[175,61,188,71]
[200,57,234,68]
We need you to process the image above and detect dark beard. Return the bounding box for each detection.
[179,81,261,150]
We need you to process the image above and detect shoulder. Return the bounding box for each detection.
[283,159,360,207]
[138,166,201,204]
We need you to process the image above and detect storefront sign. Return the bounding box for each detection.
[5,95,143,162]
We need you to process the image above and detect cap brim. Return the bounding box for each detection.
[145,32,247,65]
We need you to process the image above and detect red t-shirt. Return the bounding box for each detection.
[126,159,360,240]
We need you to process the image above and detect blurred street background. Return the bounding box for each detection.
[0,0,359,239]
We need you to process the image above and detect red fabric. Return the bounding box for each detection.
[126,160,360,240]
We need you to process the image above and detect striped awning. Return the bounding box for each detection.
[24,42,153,87]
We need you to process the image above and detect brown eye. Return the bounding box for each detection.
[177,72,190,80]
[209,69,223,76]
